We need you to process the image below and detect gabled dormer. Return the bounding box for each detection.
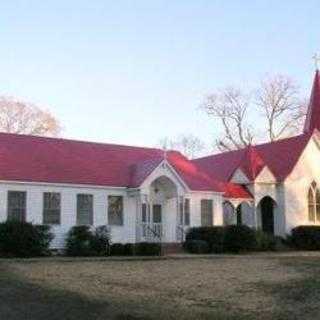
[230,145,266,183]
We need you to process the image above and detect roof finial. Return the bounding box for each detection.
[163,147,167,161]
[312,53,320,70]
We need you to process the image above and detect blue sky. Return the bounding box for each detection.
[0,1,319,151]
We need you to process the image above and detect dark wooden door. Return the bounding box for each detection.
[261,197,274,235]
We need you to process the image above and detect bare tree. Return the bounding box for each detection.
[202,75,306,151]
[0,96,61,136]
[158,134,206,159]
[255,75,306,141]
[202,87,254,151]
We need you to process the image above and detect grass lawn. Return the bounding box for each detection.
[1,253,320,320]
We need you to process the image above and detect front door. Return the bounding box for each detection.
[261,197,274,235]
[152,204,162,238]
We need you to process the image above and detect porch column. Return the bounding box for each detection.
[214,196,224,226]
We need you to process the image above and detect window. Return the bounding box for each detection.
[108,196,123,225]
[179,197,184,225]
[43,192,61,225]
[308,182,320,223]
[7,191,26,222]
[77,194,93,225]
[201,199,213,226]
[142,203,147,223]
[179,198,190,226]
[184,199,190,226]
[153,204,162,223]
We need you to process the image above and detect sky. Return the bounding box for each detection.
[0,0,319,153]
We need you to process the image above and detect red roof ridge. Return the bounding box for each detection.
[0,131,164,153]
[194,132,311,162]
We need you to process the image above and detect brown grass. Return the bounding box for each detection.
[1,253,320,319]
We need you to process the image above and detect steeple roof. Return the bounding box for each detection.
[304,70,320,133]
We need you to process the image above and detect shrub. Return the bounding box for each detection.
[110,243,126,256]
[123,243,135,255]
[290,226,320,250]
[184,239,210,254]
[223,225,257,253]
[66,226,94,256]
[255,230,277,251]
[66,225,111,256]
[0,220,54,257]
[186,227,225,253]
[90,225,111,256]
[134,242,161,256]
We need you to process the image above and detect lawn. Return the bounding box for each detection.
[1,253,320,320]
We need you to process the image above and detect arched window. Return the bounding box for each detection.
[308,182,320,223]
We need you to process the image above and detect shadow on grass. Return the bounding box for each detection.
[0,265,151,320]
[253,257,320,320]
[0,262,246,320]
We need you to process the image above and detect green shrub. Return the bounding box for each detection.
[123,243,135,255]
[290,226,320,250]
[186,227,225,253]
[255,230,277,251]
[110,243,126,255]
[134,242,161,256]
[66,226,93,256]
[184,239,210,254]
[0,221,54,257]
[66,225,110,256]
[223,225,257,253]
[90,225,111,256]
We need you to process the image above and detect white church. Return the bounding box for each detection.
[1,70,320,248]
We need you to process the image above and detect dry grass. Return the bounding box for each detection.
[1,253,320,319]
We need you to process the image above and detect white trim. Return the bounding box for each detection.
[230,168,250,184]
[138,159,190,192]
[189,190,224,195]
[0,180,127,190]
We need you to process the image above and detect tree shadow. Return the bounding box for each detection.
[0,264,152,320]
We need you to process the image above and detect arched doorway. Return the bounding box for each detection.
[236,204,242,225]
[223,201,235,225]
[259,196,275,235]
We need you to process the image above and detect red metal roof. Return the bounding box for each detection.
[0,132,228,193]
[193,133,312,183]
[304,70,320,133]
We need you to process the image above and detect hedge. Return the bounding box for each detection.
[0,220,54,257]
[110,242,161,256]
[66,225,110,256]
[290,226,320,250]
[186,227,225,253]
[184,225,278,254]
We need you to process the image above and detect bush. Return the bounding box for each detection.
[90,225,111,256]
[0,220,54,257]
[290,226,320,250]
[223,225,257,253]
[110,243,126,256]
[186,227,225,253]
[134,242,161,256]
[123,243,135,255]
[184,240,210,254]
[255,230,277,251]
[66,225,110,256]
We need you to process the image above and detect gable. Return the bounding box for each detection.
[255,166,276,183]
[287,133,320,182]
[230,168,250,184]
[139,160,188,194]
[193,133,311,183]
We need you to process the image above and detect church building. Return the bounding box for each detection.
[1,70,320,248]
